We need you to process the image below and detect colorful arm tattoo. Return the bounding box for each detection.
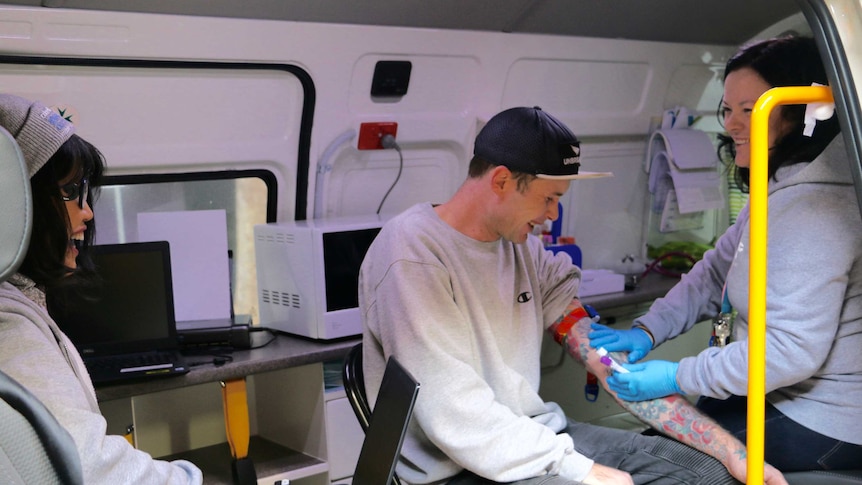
[547,302,752,483]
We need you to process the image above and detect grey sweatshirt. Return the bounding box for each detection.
[636,136,862,445]
[0,274,203,484]
[359,203,585,484]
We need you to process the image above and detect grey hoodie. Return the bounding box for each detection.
[0,274,203,484]
[637,135,862,445]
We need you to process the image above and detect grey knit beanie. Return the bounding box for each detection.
[0,94,75,178]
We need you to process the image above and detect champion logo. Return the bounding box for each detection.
[517,292,532,303]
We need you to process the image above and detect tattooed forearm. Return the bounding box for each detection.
[625,396,744,463]
[548,302,755,483]
[548,299,590,365]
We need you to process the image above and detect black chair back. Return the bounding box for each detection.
[342,343,419,485]
[343,343,373,431]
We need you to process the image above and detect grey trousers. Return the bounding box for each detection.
[447,420,741,485]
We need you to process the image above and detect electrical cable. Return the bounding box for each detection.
[541,346,567,372]
[188,353,234,367]
[247,326,278,349]
[376,134,403,214]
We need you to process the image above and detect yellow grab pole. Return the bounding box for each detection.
[748,85,833,484]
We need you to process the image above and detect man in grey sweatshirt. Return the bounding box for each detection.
[359,107,752,485]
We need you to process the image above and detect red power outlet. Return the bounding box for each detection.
[357,122,398,150]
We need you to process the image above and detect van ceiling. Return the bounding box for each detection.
[9,0,802,45]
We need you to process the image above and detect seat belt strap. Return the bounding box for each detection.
[222,378,257,484]
[221,378,250,459]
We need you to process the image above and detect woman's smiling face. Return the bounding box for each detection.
[58,172,93,270]
[721,67,794,168]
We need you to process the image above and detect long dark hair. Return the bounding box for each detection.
[716,36,840,191]
[19,134,105,289]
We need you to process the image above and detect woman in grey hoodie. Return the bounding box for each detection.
[0,93,202,484]
[590,36,862,472]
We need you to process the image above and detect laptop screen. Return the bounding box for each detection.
[50,241,180,357]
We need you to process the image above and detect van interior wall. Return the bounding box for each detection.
[1,2,820,443]
[0,6,807,271]
[320,34,741,270]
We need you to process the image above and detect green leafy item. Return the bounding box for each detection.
[646,241,713,272]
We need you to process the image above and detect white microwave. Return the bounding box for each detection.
[254,215,386,339]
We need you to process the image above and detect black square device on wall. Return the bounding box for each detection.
[371,60,412,98]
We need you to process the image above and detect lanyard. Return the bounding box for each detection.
[710,284,733,347]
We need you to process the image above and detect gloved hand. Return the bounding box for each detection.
[606,360,682,402]
[588,323,653,362]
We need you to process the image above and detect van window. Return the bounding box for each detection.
[94,171,276,326]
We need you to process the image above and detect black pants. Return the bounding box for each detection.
[697,395,862,471]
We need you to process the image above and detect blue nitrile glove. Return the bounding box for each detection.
[606,360,682,402]
[588,323,653,362]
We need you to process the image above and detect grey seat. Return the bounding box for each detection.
[0,125,83,485]
[0,126,31,282]
[0,371,84,485]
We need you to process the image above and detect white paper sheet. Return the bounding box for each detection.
[137,210,231,322]
[647,129,724,215]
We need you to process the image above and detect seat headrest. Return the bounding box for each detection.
[0,126,32,283]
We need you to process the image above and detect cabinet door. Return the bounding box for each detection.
[325,394,365,481]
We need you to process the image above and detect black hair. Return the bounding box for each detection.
[19,134,105,290]
[716,36,840,191]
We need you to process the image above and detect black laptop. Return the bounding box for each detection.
[353,357,420,485]
[51,241,189,385]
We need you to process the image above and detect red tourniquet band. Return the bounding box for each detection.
[554,306,589,344]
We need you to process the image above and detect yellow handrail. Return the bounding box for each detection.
[748,85,833,484]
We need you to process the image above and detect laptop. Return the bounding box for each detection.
[50,241,189,385]
[353,357,420,485]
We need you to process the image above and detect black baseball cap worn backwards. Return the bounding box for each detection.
[474,106,611,180]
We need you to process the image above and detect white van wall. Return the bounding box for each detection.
[0,5,738,268]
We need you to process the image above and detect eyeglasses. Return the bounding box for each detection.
[60,177,90,209]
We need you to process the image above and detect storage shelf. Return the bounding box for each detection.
[160,436,328,485]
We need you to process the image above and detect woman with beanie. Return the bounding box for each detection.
[0,93,203,484]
